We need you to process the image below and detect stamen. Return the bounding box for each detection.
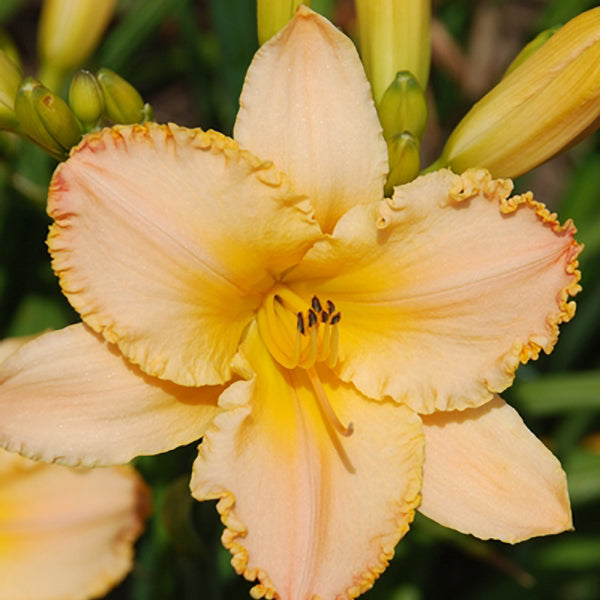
[327,322,339,367]
[306,324,319,367]
[257,286,342,371]
[307,367,353,437]
[296,312,305,335]
[291,326,302,367]
[311,296,322,313]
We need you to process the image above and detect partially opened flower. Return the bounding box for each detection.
[0,342,149,600]
[0,8,581,600]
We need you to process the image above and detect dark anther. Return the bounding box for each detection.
[311,296,322,313]
[330,312,341,325]
[321,311,329,323]
[274,294,283,304]
[326,300,335,314]
[296,312,305,335]
[308,309,318,327]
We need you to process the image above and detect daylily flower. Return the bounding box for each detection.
[0,7,582,600]
[0,341,149,600]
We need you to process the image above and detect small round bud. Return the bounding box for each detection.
[69,70,104,127]
[96,68,145,125]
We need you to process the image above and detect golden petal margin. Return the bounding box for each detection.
[449,168,583,371]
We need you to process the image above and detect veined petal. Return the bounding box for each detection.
[0,324,221,466]
[48,123,321,386]
[190,323,423,600]
[419,396,572,542]
[287,169,582,413]
[234,6,388,233]
[0,450,148,600]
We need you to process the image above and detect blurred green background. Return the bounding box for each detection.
[1,1,599,599]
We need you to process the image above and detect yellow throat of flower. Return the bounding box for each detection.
[257,285,353,438]
[257,286,341,371]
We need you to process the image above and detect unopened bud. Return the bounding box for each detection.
[438,7,600,178]
[385,132,420,196]
[69,70,104,128]
[257,0,310,45]
[503,26,561,78]
[15,78,82,159]
[356,0,431,105]
[0,50,22,131]
[38,0,116,90]
[97,68,146,125]
[378,71,428,141]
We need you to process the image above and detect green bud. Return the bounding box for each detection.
[0,31,22,71]
[0,50,22,131]
[385,131,420,196]
[97,68,145,125]
[257,0,310,45]
[378,71,428,142]
[503,25,561,78]
[15,77,82,159]
[69,70,104,128]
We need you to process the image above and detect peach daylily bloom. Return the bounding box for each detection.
[0,337,149,600]
[0,8,582,600]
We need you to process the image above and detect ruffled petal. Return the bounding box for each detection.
[287,169,582,413]
[0,324,221,466]
[234,6,388,233]
[190,323,423,600]
[419,396,572,542]
[0,449,149,600]
[48,122,321,386]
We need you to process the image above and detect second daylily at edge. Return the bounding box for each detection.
[0,8,582,600]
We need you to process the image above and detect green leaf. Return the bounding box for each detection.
[511,371,600,415]
[565,449,600,505]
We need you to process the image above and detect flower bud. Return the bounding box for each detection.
[69,70,104,128]
[503,25,561,77]
[0,50,22,131]
[38,0,116,90]
[378,71,428,142]
[15,77,82,159]
[257,0,310,45]
[96,68,146,125]
[438,7,600,178]
[385,131,420,196]
[356,0,431,105]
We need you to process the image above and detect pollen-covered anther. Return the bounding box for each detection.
[257,288,341,371]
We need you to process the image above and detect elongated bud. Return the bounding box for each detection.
[38,0,116,90]
[97,68,146,124]
[356,0,431,105]
[378,71,428,142]
[437,7,600,178]
[69,70,104,128]
[385,131,420,196]
[0,50,22,131]
[0,31,22,70]
[15,77,82,159]
[503,25,561,77]
[257,0,310,45]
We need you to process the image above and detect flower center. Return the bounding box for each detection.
[257,286,353,438]
[257,286,341,371]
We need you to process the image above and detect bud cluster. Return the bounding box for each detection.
[0,0,152,161]
[1,60,152,161]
